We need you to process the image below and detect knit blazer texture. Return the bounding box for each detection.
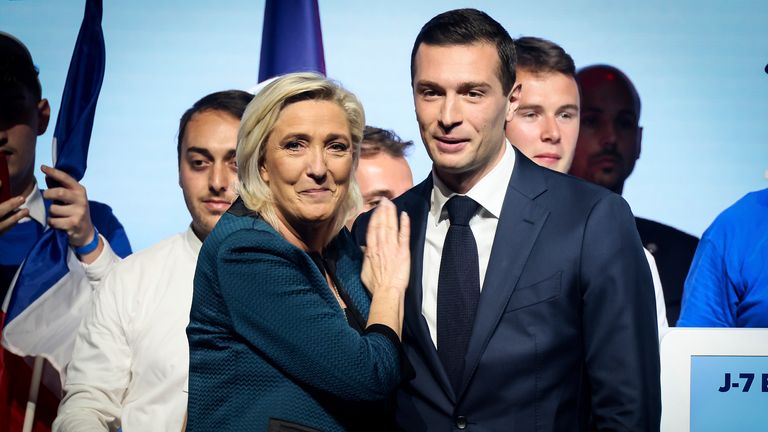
[186,207,400,431]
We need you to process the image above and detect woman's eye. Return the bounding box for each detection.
[283,141,303,151]
[328,142,349,152]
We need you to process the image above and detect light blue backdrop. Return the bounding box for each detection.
[2,0,767,251]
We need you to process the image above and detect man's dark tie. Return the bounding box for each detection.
[437,195,481,393]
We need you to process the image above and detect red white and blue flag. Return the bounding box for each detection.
[2,0,105,374]
[1,1,105,430]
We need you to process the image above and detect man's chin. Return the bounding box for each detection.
[593,172,623,193]
[191,213,223,236]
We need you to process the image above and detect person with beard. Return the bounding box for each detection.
[570,64,699,326]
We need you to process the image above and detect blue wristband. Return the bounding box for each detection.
[75,226,100,255]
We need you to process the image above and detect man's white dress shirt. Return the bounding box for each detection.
[645,249,669,340]
[422,143,516,348]
[421,144,668,348]
[53,227,201,432]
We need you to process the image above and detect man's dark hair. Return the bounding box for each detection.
[576,64,642,118]
[360,126,413,158]
[514,36,575,77]
[410,8,517,94]
[0,32,42,111]
[177,90,254,163]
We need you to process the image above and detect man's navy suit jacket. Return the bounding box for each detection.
[353,149,661,431]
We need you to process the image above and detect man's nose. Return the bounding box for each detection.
[541,116,561,144]
[438,94,462,132]
[209,163,230,192]
[599,122,618,149]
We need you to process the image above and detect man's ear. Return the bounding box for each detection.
[36,99,50,135]
[506,82,522,122]
[635,126,643,160]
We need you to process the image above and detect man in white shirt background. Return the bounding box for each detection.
[504,36,668,338]
[53,89,252,432]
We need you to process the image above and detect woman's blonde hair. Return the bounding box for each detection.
[236,72,364,242]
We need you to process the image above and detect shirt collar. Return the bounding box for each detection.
[185,225,203,256]
[19,183,47,226]
[429,141,516,225]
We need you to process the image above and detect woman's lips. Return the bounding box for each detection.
[299,188,332,199]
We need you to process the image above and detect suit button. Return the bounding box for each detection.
[455,416,467,429]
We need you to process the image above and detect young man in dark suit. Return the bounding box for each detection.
[354,9,661,431]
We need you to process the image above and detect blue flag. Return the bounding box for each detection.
[258,0,325,82]
[52,0,106,182]
[4,0,105,347]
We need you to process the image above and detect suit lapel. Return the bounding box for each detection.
[460,151,550,395]
[398,177,457,401]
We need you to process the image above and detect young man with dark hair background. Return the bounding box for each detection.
[506,36,668,336]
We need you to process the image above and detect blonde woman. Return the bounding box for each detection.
[186,73,410,431]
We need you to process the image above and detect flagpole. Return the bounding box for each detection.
[22,356,44,432]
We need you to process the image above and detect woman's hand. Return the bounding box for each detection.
[361,198,410,296]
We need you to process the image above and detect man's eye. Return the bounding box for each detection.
[616,117,637,130]
[581,116,598,127]
[421,89,438,98]
[367,199,381,208]
[467,90,483,98]
[558,112,575,120]
[190,159,207,168]
[517,111,537,120]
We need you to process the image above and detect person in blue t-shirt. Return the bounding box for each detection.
[0,31,131,432]
[678,189,768,327]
